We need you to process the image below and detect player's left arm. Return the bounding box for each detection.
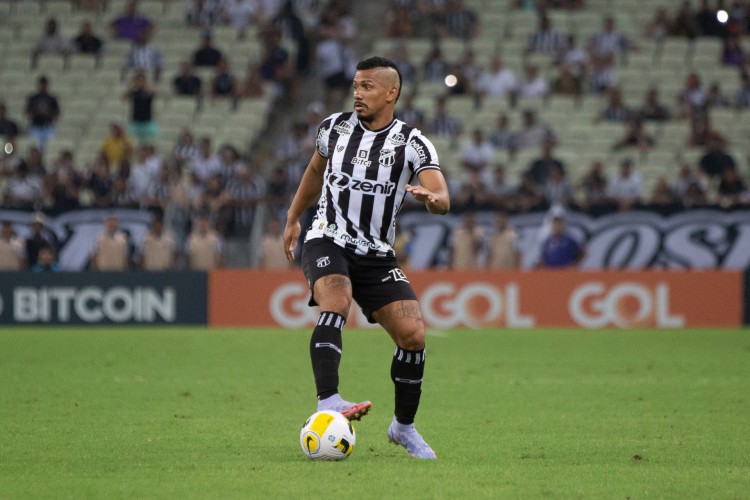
[407,169,450,215]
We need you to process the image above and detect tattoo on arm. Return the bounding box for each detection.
[392,300,422,320]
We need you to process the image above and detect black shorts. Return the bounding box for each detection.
[301,237,417,323]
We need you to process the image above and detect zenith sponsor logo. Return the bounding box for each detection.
[327,171,396,195]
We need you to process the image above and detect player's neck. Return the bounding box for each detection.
[358,111,395,132]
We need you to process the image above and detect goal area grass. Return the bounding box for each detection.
[1,327,748,498]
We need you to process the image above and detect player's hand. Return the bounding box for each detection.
[406,184,438,204]
[283,219,301,262]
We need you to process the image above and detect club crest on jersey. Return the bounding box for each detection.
[379,149,396,167]
[388,133,407,146]
[334,121,353,135]
[351,149,372,167]
[316,256,330,268]
[336,145,345,152]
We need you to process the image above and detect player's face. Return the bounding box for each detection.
[352,69,396,122]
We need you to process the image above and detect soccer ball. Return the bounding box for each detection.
[300,410,356,460]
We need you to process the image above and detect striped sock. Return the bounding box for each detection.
[310,311,346,400]
[391,346,426,425]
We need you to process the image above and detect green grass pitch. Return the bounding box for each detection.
[1,327,748,499]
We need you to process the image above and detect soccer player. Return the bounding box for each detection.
[283,57,450,459]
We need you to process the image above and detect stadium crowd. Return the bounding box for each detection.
[1,0,750,271]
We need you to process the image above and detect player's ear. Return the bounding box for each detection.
[387,85,398,103]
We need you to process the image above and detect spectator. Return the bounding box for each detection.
[71,20,103,67]
[24,145,47,178]
[733,71,750,108]
[699,135,736,178]
[91,214,129,271]
[388,42,418,85]
[241,62,265,98]
[638,87,671,121]
[314,4,356,106]
[613,119,655,153]
[674,163,704,199]
[606,157,643,210]
[144,162,173,211]
[385,4,416,38]
[110,174,137,208]
[272,0,311,74]
[453,169,492,212]
[186,0,222,28]
[647,177,680,213]
[670,0,698,38]
[25,213,56,269]
[86,155,114,207]
[588,52,618,94]
[450,212,484,269]
[644,6,672,43]
[721,35,746,67]
[514,109,554,152]
[47,149,83,212]
[434,0,479,40]
[226,164,264,237]
[705,82,731,109]
[110,0,153,42]
[186,213,223,270]
[192,32,224,67]
[31,17,71,70]
[265,167,291,219]
[487,165,516,208]
[259,216,291,270]
[556,34,589,78]
[426,96,462,142]
[173,60,203,97]
[173,128,199,164]
[538,211,584,268]
[128,144,161,206]
[122,31,164,82]
[0,220,24,270]
[488,113,515,151]
[515,171,545,212]
[596,86,632,122]
[588,16,633,60]
[258,26,293,97]
[579,160,614,214]
[190,136,221,182]
[100,122,135,168]
[459,128,494,173]
[210,57,240,106]
[122,70,157,143]
[422,44,450,83]
[474,55,518,102]
[487,211,520,269]
[275,121,310,185]
[694,0,726,37]
[517,64,549,101]
[543,163,574,207]
[528,137,564,186]
[25,76,60,152]
[526,13,566,55]
[395,90,425,130]
[3,163,43,209]
[220,0,260,39]
[31,244,60,272]
[139,217,176,270]
[0,103,20,140]
[716,164,747,207]
[551,65,583,100]
[678,72,707,119]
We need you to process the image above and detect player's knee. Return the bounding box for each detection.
[396,318,425,351]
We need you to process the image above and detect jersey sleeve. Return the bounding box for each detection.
[315,115,336,158]
[406,130,441,174]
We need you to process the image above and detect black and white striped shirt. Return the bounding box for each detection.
[305,112,440,257]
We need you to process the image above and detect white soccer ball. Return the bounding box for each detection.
[300,410,356,461]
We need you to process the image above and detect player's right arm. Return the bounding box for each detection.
[283,151,327,261]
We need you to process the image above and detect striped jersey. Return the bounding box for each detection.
[305,111,441,257]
